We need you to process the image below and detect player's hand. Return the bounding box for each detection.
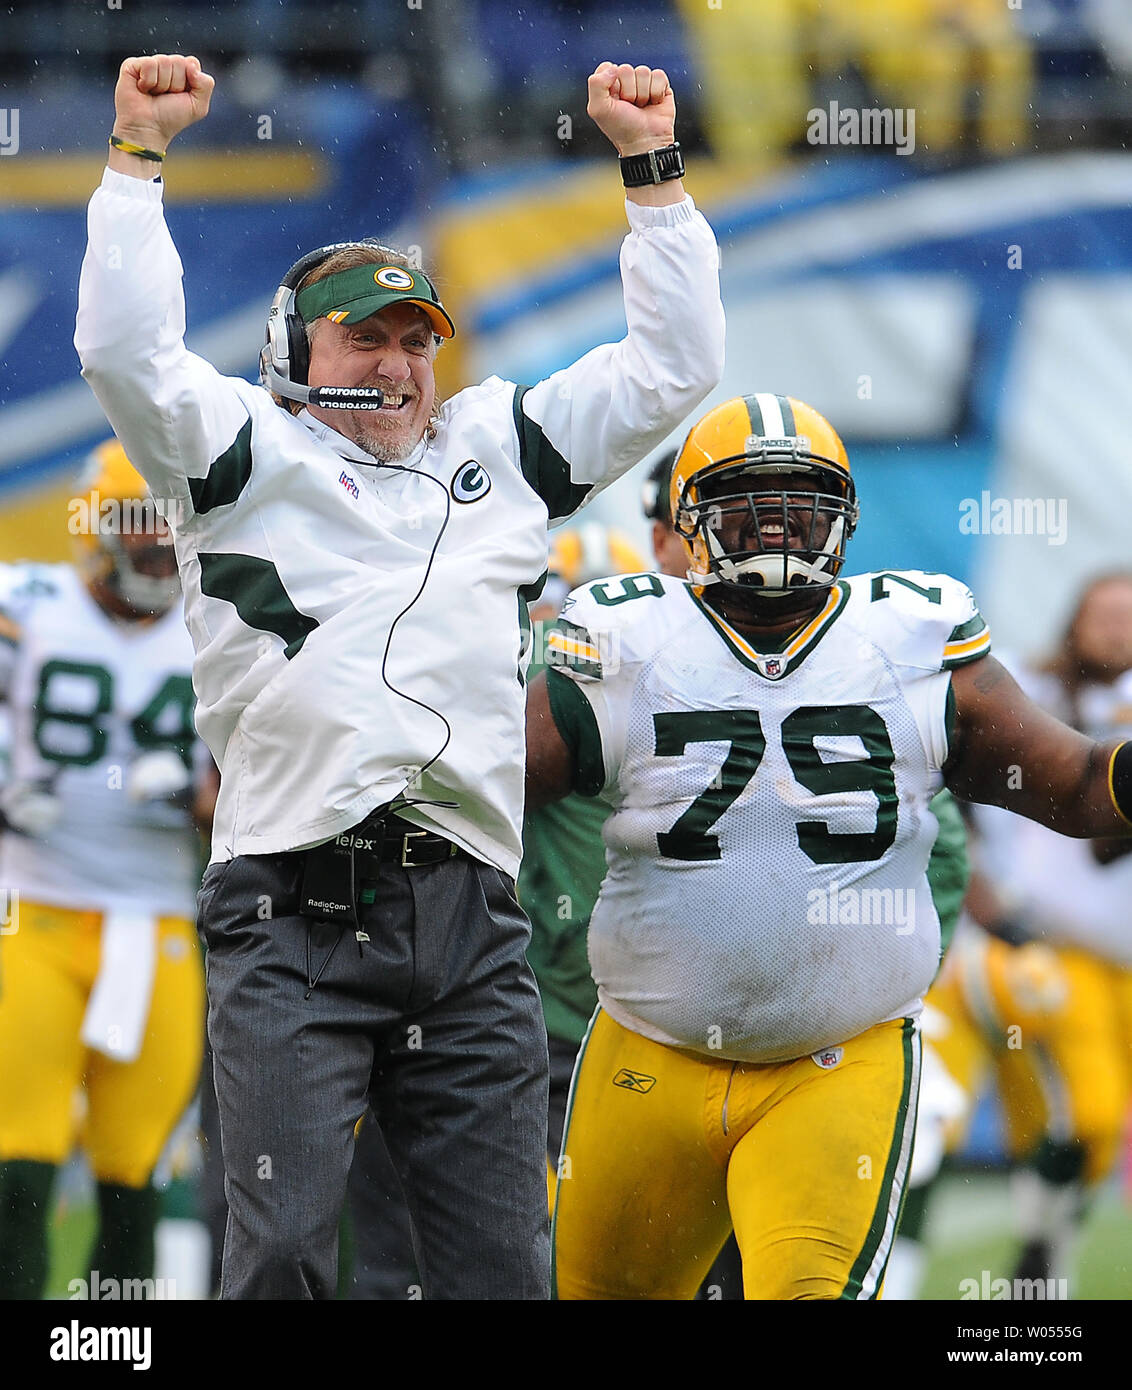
[0,779,64,838]
[113,54,214,151]
[587,63,676,157]
[126,750,192,804]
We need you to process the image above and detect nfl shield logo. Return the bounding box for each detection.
[811,1046,844,1070]
[761,657,783,678]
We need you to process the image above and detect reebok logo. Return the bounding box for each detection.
[612,1068,656,1093]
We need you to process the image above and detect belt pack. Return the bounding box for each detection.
[299,812,457,924]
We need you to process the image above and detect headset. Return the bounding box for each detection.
[260,238,439,413]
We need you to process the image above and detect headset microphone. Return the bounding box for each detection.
[259,348,386,411]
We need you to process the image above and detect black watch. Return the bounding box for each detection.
[619,143,684,188]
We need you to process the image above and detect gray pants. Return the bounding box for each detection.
[198,849,550,1300]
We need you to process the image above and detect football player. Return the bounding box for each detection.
[0,441,208,1298]
[644,447,971,1303]
[525,393,1132,1300]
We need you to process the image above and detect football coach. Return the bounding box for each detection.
[75,54,724,1299]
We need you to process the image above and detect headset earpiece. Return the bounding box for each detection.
[284,310,310,387]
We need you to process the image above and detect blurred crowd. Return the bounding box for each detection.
[3,0,1131,168]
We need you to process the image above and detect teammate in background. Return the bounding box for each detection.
[527,393,1132,1300]
[0,442,209,1299]
[935,574,1132,1291]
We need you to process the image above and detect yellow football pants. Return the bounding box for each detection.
[0,899,204,1187]
[929,938,1132,1183]
[552,1009,920,1300]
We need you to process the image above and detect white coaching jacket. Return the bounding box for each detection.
[75,168,724,874]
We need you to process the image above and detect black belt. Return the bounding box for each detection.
[379,815,460,868]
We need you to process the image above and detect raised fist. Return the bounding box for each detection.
[113,53,215,151]
[587,63,676,157]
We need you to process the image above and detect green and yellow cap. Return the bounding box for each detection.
[295,263,455,338]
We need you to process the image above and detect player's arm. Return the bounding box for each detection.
[945,654,1131,837]
[75,55,248,507]
[512,64,724,524]
[525,673,577,812]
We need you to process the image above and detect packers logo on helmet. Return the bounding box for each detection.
[72,440,180,616]
[671,393,858,598]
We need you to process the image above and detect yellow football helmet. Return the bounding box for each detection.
[72,440,179,616]
[671,393,858,597]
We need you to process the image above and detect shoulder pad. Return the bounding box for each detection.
[545,571,688,682]
[851,570,990,673]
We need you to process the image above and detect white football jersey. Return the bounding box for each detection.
[547,569,991,1063]
[972,660,1132,965]
[76,169,724,875]
[0,563,201,917]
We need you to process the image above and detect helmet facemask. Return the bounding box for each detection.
[676,455,858,604]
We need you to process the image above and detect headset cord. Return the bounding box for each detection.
[304,917,347,999]
[371,461,459,806]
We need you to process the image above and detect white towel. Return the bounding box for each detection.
[81,911,158,1062]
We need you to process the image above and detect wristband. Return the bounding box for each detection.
[109,134,166,162]
[1108,741,1132,825]
[620,142,683,188]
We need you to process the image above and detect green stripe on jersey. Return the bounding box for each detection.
[941,637,991,670]
[926,788,969,961]
[198,552,318,659]
[546,619,604,680]
[188,415,253,515]
[513,387,592,522]
[546,669,606,797]
[946,614,988,644]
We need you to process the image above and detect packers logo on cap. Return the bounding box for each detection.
[374,266,414,290]
[294,262,456,338]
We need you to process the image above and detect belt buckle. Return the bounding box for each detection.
[401,829,428,868]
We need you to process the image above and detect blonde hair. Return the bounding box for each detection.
[276,243,444,437]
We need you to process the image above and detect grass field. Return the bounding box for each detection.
[918,1170,1132,1300]
[43,1165,1132,1300]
